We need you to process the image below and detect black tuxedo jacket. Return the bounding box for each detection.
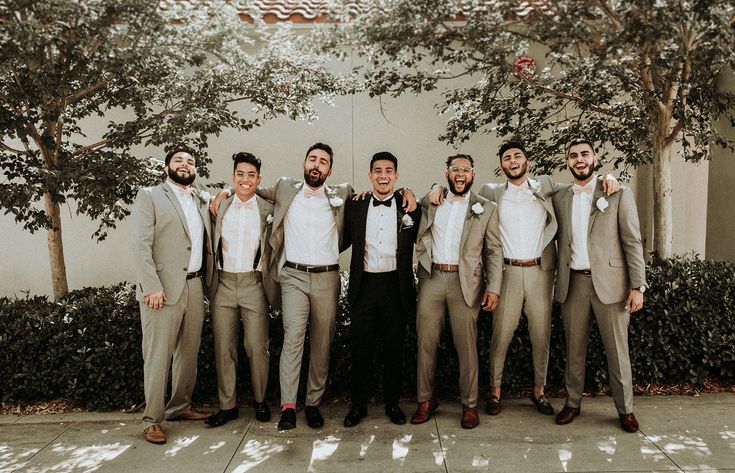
[343,190,422,314]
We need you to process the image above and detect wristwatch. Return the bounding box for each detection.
[637,286,647,293]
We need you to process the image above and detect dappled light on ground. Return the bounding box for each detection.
[26,442,129,473]
[165,435,199,457]
[230,438,286,472]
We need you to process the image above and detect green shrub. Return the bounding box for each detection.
[0,255,732,409]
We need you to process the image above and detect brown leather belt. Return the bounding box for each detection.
[433,263,459,272]
[504,258,541,267]
[571,268,592,276]
[285,261,340,273]
[186,271,204,279]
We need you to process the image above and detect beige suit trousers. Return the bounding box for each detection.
[212,271,270,409]
[416,271,481,407]
[140,277,205,428]
[562,272,634,414]
[489,264,553,387]
[278,266,340,407]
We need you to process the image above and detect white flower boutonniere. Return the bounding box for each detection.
[401,214,414,228]
[471,202,484,216]
[266,214,274,225]
[329,196,344,208]
[195,189,212,204]
[596,197,609,212]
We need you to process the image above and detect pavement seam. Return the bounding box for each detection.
[11,419,76,473]
[640,429,686,473]
[434,416,449,473]
[222,415,255,472]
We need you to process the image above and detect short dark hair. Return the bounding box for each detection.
[165,144,197,166]
[498,141,528,160]
[566,139,596,155]
[305,142,334,168]
[446,153,474,168]
[232,151,261,172]
[370,151,398,171]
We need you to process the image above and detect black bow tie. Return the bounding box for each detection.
[372,197,392,207]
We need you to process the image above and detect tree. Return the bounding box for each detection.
[325,0,735,259]
[1,0,347,299]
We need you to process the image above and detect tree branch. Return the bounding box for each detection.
[65,80,110,106]
[595,0,623,30]
[0,142,28,154]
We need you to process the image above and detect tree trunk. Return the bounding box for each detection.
[651,117,674,260]
[44,192,69,300]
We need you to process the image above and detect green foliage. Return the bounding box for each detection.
[1,256,733,409]
[0,1,348,297]
[324,0,735,172]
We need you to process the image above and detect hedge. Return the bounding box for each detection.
[1,255,733,410]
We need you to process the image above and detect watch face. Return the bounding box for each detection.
[639,286,646,293]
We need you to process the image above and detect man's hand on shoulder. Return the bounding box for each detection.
[401,188,417,212]
[210,189,231,217]
[602,174,620,196]
[428,184,445,205]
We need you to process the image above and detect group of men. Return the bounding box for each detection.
[129,138,646,445]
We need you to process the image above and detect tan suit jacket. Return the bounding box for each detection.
[210,194,280,308]
[478,175,558,271]
[416,191,503,306]
[256,177,353,281]
[553,178,647,304]
[130,183,214,304]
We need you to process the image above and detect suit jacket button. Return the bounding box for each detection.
[184,267,188,271]
[187,246,191,251]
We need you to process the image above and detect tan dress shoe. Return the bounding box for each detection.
[168,408,213,421]
[461,405,479,429]
[410,400,439,424]
[143,424,166,444]
[619,413,639,433]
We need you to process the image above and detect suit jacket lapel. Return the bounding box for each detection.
[459,193,479,251]
[163,184,191,240]
[495,185,505,209]
[588,178,604,235]
[273,181,301,230]
[563,186,574,244]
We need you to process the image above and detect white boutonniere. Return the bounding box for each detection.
[401,213,414,228]
[329,196,344,207]
[471,202,484,216]
[266,214,274,224]
[195,189,212,203]
[596,197,609,212]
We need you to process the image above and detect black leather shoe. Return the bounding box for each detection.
[343,405,367,427]
[385,404,406,425]
[205,407,239,427]
[531,394,555,415]
[305,406,324,429]
[277,408,296,430]
[254,401,271,422]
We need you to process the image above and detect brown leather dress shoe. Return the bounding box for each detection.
[461,405,479,429]
[619,413,639,433]
[168,408,213,421]
[531,394,555,415]
[410,400,439,424]
[143,424,166,444]
[555,405,581,425]
[485,395,501,416]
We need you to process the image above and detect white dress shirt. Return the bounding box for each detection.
[364,195,398,273]
[570,177,597,270]
[221,195,261,273]
[499,179,546,260]
[284,184,339,265]
[167,180,203,273]
[431,192,469,265]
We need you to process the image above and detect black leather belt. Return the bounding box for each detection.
[186,271,204,279]
[504,258,542,267]
[571,268,592,276]
[285,261,339,273]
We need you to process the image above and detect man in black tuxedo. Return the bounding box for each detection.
[342,152,421,427]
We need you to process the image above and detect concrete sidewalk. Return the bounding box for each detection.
[1,393,733,472]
